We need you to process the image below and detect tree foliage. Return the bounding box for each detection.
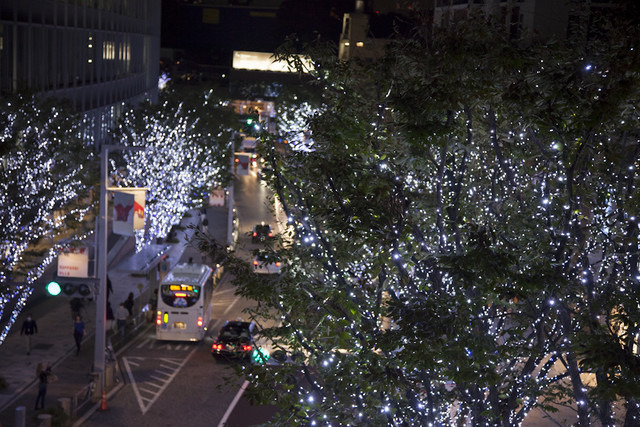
[225,10,640,427]
[0,95,97,343]
[111,87,236,249]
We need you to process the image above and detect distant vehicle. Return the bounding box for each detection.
[241,136,257,153]
[156,262,214,341]
[240,137,259,168]
[252,223,273,243]
[253,251,282,274]
[211,320,257,360]
[227,208,239,252]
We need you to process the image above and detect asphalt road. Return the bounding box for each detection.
[83,168,280,427]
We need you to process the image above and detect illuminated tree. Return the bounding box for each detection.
[224,9,640,427]
[112,89,235,249]
[0,87,234,344]
[0,95,97,344]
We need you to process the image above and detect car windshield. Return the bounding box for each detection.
[256,252,278,263]
[255,225,271,235]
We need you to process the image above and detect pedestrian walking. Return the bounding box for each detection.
[158,255,170,282]
[124,292,135,322]
[34,362,51,410]
[107,275,114,302]
[116,302,128,338]
[72,315,85,355]
[106,301,115,332]
[20,313,38,355]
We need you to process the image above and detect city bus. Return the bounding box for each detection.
[156,262,217,341]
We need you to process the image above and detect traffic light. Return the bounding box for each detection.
[46,276,98,297]
[46,281,61,296]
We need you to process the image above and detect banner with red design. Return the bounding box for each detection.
[113,191,135,236]
[113,188,146,230]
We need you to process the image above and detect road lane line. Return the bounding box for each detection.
[136,338,151,349]
[217,380,249,427]
[222,294,241,317]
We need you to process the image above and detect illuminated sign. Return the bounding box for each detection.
[169,284,194,292]
[232,51,312,73]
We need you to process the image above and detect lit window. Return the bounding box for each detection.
[344,42,350,46]
[356,41,364,47]
[103,41,115,60]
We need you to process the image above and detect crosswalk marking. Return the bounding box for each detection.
[123,349,197,415]
[135,337,194,351]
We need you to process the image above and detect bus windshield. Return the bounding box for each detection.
[160,283,201,308]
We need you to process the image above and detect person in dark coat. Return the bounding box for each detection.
[107,275,114,302]
[72,315,85,355]
[34,362,51,410]
[123,292,135,318]
[106,301,115,331]
[20,313,38,355]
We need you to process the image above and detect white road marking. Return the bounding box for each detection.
[217,380,249,427]
[221,295,241,317]
[123,349,198,415]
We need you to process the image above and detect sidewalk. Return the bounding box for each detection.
[0,209,202,427]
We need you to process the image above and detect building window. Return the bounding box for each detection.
[103,41,115,60]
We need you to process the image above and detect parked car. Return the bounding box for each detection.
[253,250,282,274]
[252,223,273,243]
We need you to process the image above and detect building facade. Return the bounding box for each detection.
[0,0,160,146]
[433,0,621,41]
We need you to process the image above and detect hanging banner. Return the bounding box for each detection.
[113,188,147,230]
[113,191,135,236]
[236,154,249,176]
[57,246,89,278]
[209,187,226,207]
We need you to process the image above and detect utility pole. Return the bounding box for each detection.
[95,144,145,407]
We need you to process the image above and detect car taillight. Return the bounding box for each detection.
[242,345,252,352]
[275,262,281,267]
[253,260,258,266]
[268,232,273,237]
[212,342,225,351]
[253,232,257,237]
[197,316,203,327]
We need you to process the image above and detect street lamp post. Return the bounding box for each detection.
[95,144,145,405]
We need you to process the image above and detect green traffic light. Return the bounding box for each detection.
[252,348,269,364]
[46,281,62,296]
[246,118,253,125]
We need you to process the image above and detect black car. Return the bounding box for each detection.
[252,223,273,243]
[211,320,256,360]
